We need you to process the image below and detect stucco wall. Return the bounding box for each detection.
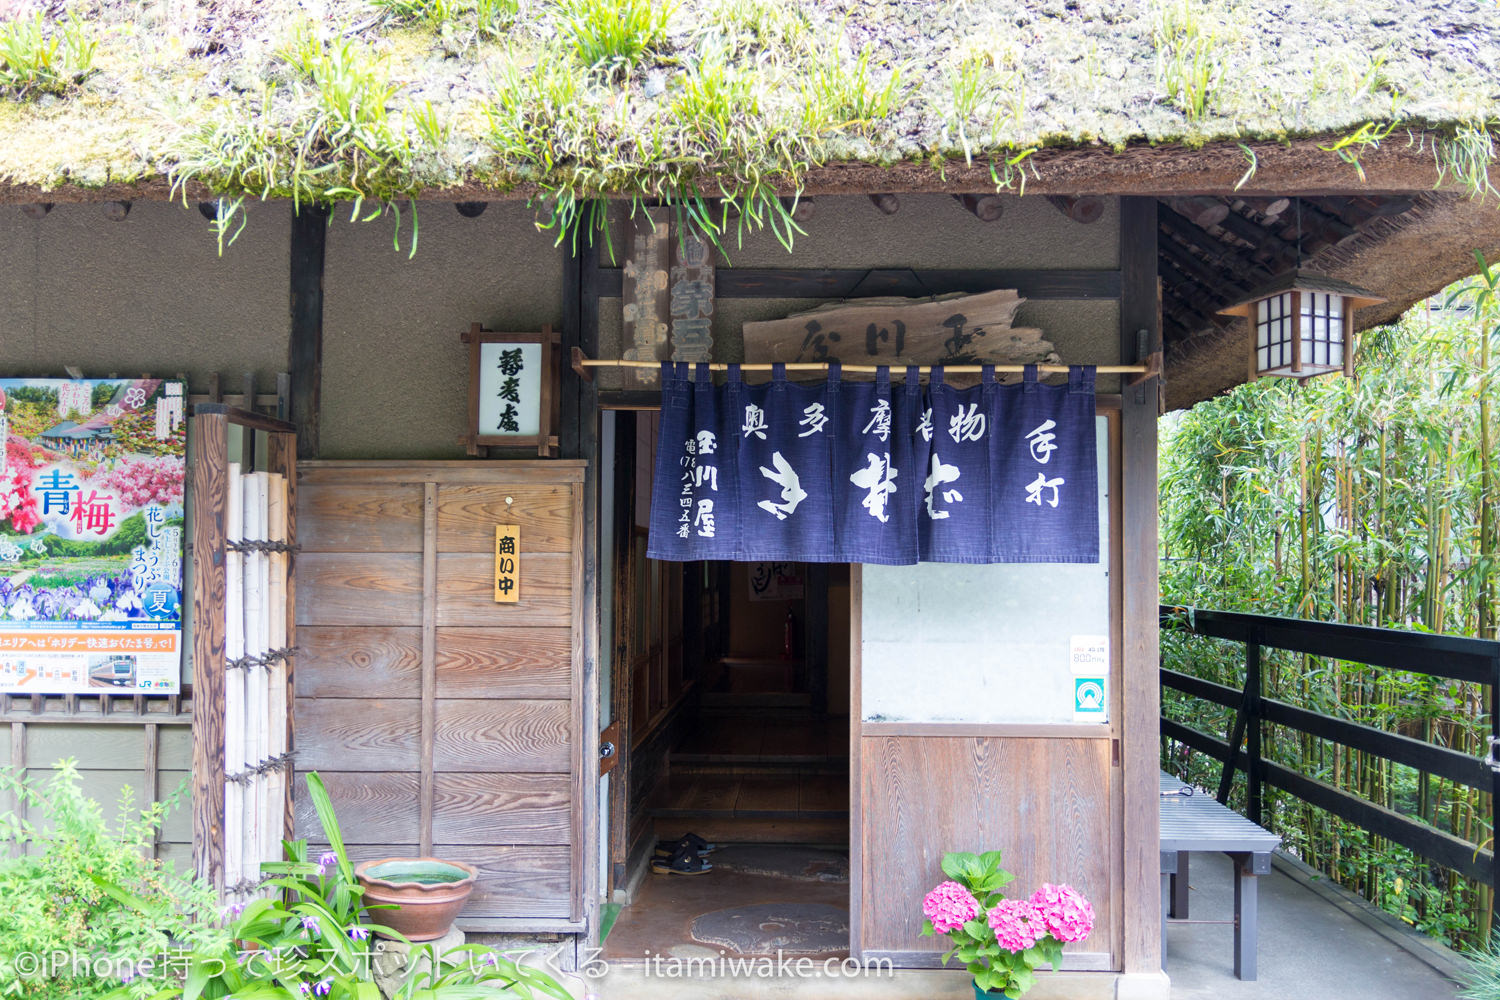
[319,203,567,458]
[0,201,289,387]
[722,192,1119,270]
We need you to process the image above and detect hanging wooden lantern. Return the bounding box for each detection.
[1217,270,1384,380]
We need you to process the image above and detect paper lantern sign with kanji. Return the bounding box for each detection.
[463,324,560,457]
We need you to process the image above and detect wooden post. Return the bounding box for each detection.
[1245,633,1264,825]
[144,723,160,859]
[1119,196,1163,977]
[190,411,230,893]
[289,204,329,460]
[8,721,25,858]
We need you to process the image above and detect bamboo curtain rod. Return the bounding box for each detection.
[570,348,1161,383]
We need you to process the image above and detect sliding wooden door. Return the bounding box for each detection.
[851,413,1122,968]
[292,461,590,933]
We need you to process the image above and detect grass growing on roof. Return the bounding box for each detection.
[1151,0,1228,121]
[170,22,448,253]
[560,0,674,81]
[0,1,1491,251]
[370,0,520,41]
[0,13,96,99]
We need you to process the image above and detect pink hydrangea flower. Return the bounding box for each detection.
[922,880,980,934]
[1030,883,1095,943]
[987,898,1046,952]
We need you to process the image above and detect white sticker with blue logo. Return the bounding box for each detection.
[1070,634,1108,723]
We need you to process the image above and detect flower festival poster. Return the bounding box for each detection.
[0,378,186,694]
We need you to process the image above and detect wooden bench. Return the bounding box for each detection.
[1160,771,1281,980]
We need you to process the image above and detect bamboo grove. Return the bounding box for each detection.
[1159,257,1500,948]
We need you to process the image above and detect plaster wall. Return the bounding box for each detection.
[319,203,566,458]
[722,192,1119,270]
[0,201,289,386]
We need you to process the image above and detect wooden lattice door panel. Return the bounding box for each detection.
[293,462,588,931]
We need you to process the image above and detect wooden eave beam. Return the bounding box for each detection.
[1157,204,1276,284]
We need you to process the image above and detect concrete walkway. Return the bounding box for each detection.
[563,851,1466,999]
[1167,854,1462,999]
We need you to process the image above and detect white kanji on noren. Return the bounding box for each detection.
[757,452,807,520]
[849,452,898,523]
[924,454,961,519]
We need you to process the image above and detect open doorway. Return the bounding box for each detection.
[600,410,853,963]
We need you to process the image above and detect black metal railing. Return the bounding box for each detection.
[1159,605,1500,916]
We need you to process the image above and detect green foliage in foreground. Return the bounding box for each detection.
[0,764,571,999]
[0,761,220,1000]
[95,771,572,999]
[1160,261,1500,948]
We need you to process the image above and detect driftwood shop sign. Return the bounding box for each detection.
[741,289,1058,372]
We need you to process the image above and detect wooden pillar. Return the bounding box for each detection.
[7,721,25,858]
[1119,196,1164,980]
[190,411,230,892]
[289,204,329,460]
[568,219,604,954]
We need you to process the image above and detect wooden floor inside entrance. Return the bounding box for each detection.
[654,708,849,846]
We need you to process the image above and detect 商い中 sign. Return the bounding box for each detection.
[0,378,186,694]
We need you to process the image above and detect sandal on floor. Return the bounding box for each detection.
[651,846,713,875]
[654,833,718,857]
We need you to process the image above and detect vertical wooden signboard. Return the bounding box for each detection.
[622,208,670,385]
[494,524,520,603]
[670,231,714,362]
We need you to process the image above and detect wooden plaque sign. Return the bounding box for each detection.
[494,524,520,603]
[741,289,1056,371]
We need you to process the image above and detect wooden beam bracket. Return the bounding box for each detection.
[1127,350,1163,389]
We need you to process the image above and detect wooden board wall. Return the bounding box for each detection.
[857,735,1115,968]
[293,461,588,932]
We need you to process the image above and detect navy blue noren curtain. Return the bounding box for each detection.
[647,362,1097,565]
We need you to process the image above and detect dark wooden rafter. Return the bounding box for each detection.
[1156,194,1423,351]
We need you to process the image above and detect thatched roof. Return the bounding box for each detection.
[1,1,1498,405]
[0,0,1495,202]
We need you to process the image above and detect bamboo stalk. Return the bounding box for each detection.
[223,462,244,902]
[242,472,267,893]
[265,474,288,876]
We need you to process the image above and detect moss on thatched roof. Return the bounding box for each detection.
[0,0,1496,225]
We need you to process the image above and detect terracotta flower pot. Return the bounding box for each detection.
[354,857,479,942]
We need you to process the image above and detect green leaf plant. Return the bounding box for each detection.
[920,851,1082,999]
[93,772,572,1000]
